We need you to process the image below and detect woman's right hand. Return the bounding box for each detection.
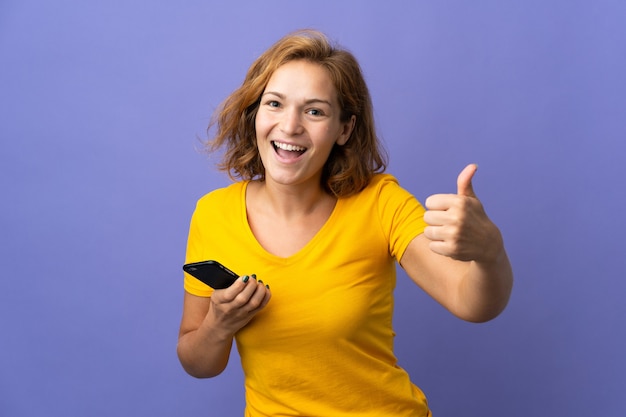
[177,276,271,378]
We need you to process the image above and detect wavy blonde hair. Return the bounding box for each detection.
[207,29,387,197]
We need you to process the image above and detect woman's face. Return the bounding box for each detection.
[255,60,355,190]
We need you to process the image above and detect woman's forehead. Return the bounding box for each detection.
[264,60,338,104]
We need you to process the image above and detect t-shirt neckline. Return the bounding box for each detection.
[240,180,343,263]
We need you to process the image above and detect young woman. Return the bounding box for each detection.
[177,30,513,416]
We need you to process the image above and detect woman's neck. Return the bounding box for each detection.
[249,179,336,221]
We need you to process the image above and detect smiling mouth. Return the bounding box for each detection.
[272,141,307,158]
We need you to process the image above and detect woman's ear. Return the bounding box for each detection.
[336,115,356,146]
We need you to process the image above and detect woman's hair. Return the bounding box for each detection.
[207,29,387,197]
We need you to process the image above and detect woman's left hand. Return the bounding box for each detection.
[423,164,504,264]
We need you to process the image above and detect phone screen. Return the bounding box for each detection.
[183,260,239,289]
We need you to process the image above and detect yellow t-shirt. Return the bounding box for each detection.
[184,174,431,417]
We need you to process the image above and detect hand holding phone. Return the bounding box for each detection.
[183,260,238,289]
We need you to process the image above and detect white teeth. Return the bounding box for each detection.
[273,141,306,152]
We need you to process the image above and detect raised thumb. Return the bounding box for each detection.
[457,164,478,197]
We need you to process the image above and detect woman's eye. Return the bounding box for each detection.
[267,100,280,108]
[307,109,323,116]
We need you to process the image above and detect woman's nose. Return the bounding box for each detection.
[279,108,304,136]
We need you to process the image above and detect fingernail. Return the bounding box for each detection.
[265,284,270,290]
[242,275,249,283]
[251,274,257,280]
[258,280,264,284]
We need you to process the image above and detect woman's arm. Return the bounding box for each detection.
[400,234,512,322]
[177,277,271,378]
[400,164,513,323]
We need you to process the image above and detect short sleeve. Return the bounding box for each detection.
[375,175,426,261]
[183,202,215,298]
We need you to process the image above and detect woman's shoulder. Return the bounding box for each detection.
[346,173,420,207]
[196,181,247,209]
[367,173,399,188]
[353,173,403,198]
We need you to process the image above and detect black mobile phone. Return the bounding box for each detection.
[182,260,239,289]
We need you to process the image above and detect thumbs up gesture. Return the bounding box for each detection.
[423,164,503,263]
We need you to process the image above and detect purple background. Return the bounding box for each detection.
[1,1,625,416]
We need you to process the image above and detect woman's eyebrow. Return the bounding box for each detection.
[261,91,284,99]
[262,91,333,107]
[304,98,333,107]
